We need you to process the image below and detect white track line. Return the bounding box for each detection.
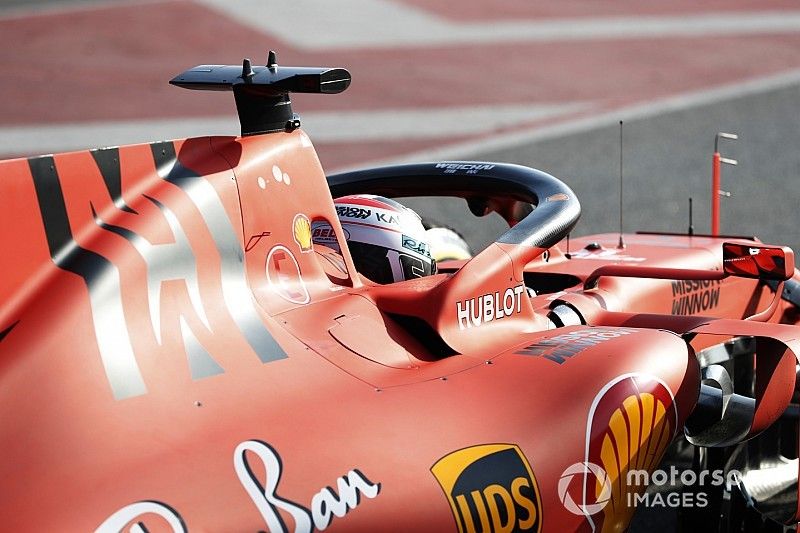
[198,0,800,50]
[0,103,588,157]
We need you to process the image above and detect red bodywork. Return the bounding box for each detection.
[1,81,799,531]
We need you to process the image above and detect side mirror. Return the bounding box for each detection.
[722,243,794,281]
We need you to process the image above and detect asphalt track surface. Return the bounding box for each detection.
[404,81,800,256]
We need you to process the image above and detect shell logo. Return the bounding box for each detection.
[293,214,313,253]
[586,374,677,533]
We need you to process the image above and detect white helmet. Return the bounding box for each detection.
[424,226,472,262]
[329,194,436,283]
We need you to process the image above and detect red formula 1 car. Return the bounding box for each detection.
[1,54,799,532]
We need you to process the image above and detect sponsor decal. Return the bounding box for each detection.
[245,231,272,252]
[402,234,431,257]
[375,212,399,225]
[671,280,721,316]
[431,443,542,533]
[293,214,313,253]
[272,164,292,185]
[99,440,380,533]
[311,220,342,253]
[456,286,526,330]
[336,204,401,226]
[546,193,570,202]
[336,205,371,220]
[266,245,310,304]
[235,440,380,532]
[309,222,350,280]
[515,327,638,364]
[436,162,496,174]
[570,374,677,532]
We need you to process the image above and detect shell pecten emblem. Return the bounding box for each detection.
[588,375,677,533]
[293,214,313,253]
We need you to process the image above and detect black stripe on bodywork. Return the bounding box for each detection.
[28,156,111,280]
[0,320,18,343]
[151,140,176,169]
[150,140,199,184]
[91,147,137,214]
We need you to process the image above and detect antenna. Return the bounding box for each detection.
[565,233,571,258]
[241,58,254,80]
[617,120,625,249]
[688,197,694,236]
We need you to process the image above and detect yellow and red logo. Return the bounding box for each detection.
[587,375,677,533]
[431,443,542,533]
[293,213,313,253]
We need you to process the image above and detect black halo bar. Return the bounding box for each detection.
[328,162,581,250]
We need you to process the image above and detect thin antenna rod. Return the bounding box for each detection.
[688,197,694,236]
[617,120,625,249]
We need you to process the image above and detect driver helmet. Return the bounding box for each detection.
[331,194,436,284]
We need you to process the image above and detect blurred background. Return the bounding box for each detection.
[1,0,799,253]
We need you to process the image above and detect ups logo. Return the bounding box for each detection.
[431,444,542,533]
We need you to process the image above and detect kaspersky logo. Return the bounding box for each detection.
[431,444,542,533]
